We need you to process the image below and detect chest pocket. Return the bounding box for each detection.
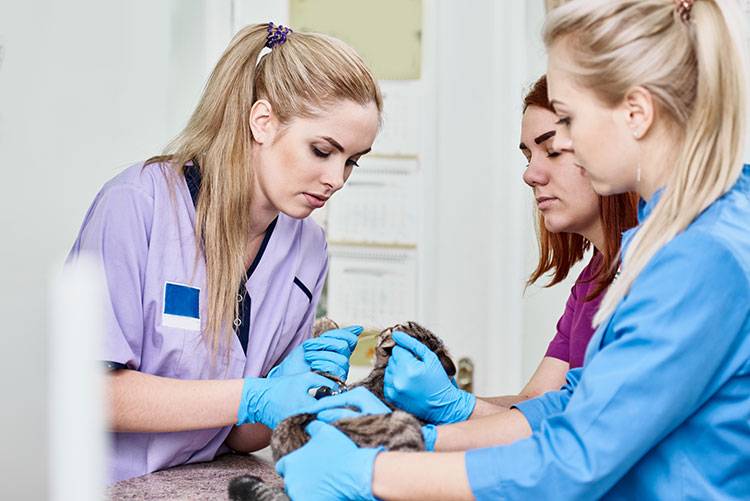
[162,282,201,330]
[146,281,202,378]
[281,276,313,334]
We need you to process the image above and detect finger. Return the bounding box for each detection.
[303,372,340,391]
[304,419,346,439]
[303,337,350,355]
[304,420,357,451]
[300,387,380,415]
[317,408,361,422]
[391,331,430,360]
[309,361,346,380]
[304,350,348,366]
[298,392,357,415]
[319,326,363,351]
[275,456,287,477]
[305,418,327,435]
[389,344,421,367]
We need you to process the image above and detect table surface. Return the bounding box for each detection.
[107,452,283,500]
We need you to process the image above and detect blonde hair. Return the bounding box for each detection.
[149,24,382,354]
[543,0,747,326]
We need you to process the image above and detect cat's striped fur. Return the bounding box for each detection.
[228,320,456,501]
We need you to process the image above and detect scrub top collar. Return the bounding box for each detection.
[638,164,750,223]
[637,188,663,223]
[183,160,279,355]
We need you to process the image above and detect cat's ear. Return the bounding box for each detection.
[440,356,457,378]
[312,317,339,337]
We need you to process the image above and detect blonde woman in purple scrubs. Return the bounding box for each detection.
[67,23,382,483]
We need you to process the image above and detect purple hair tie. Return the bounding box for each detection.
[266,22,293,49]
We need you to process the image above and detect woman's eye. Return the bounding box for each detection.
[345,159,360,168]
[312,147,330,158]
[547,151,561,158]
[555,117,571,126]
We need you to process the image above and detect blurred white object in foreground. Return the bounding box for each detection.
[49,257,106,500]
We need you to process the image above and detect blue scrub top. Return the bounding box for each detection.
[466,164,750,499]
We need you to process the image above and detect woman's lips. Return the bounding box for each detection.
[536,196,558,210]
[303,193,328,209]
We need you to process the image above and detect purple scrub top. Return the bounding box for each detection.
[545,253,605,369]
[66,162,328,483]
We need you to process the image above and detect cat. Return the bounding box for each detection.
[228,319,457,501]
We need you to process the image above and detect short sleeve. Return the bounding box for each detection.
[544,283,577,362]
[66,184,154,370]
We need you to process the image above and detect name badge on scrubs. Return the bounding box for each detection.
[162,282,201,330]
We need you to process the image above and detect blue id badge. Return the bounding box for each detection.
[162,282,200,330]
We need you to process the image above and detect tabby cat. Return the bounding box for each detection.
[228,319,456,501]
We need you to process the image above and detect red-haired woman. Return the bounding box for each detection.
[377,75,639,423]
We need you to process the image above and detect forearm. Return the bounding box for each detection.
[107,369,243,432]
[473,392,536,414]
[470,357,569,418]
[225,423,272,453]
[372,451,473,501]
[469,394,524,418]
[434,408,532,452]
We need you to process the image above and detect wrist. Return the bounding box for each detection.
[361,447,383,501]
[455,390,477,421]
[237,377,267,426]
[421,424,437,451]
[435,388,476,424]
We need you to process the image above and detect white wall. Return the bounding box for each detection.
[0,1,224,497]
[519,0,587,383]
[421,1,582,394]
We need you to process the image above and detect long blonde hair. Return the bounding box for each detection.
[149,24,382,354]
[543,0,747,326]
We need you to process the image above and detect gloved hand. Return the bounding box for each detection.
[384,331,476,424]
[301,386,391,422]
[266,325,362,380]
[237,372,339,429]
[302,325,363,380]
[421,424,437,451]
[276,420,380,501]
[266,345,308,378]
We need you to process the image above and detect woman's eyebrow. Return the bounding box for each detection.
[320,136,371,156]
[320,136,344,152]
[534,130,556,144]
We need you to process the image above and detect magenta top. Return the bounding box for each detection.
[545,253,605,369]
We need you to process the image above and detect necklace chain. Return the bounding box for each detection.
[233,292,243,329]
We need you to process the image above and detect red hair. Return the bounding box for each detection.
[524,75,639,300]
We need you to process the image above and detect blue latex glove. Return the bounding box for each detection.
[300,386,392,422]
[302,325,363,380]
[422,424,437,451]
[266,325,362,380]
[237,373,339,429]
[384,331,476,424]
[266,345,308,378]
[276,420,380,501]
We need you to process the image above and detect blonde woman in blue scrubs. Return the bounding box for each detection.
[276,1,750,499]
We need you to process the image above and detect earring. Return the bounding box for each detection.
[636,162,641,183]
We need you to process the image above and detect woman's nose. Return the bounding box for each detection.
[321,162,346,192]
[552,128,573,153]
[523,157,549,187]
